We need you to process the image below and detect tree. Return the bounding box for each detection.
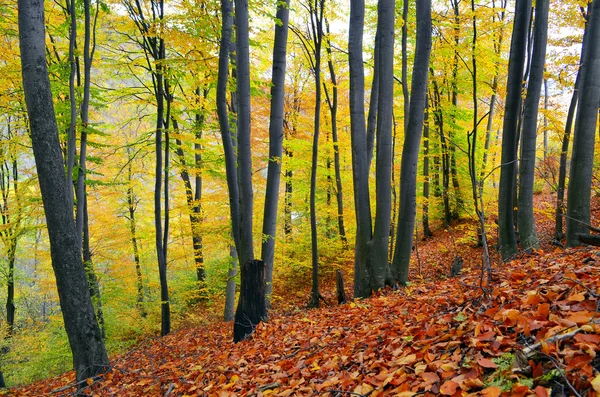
[348,0,395,298]
[517,0,549,252]
[497,0,532,260]
[18,0,109,383]
[392,0,432,285]
[122,0,172,336]
[566,0,600,246]
[261,0,290,305]
[555,4,590,243]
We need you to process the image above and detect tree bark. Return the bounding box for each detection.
[348,0,372,298]
[422,95,432,239]
[555,5,589,243]
[323,20,347,249]
[261,0,290,306]
[518,0,549,252]
[233,260,266,342]
[392,0,432,285]
[308,0,325,308]
[498,0,532,260]
[18,0,109,382]
[566,0,600,246]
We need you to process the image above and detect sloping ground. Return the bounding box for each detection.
[10,245,600,396]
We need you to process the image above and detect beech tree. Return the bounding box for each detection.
[566,0,600,246]
[348,0,395,298]
[497,0,532,260]
[18,0,109,383]
[392,0,432,285]
[517,0,549,252]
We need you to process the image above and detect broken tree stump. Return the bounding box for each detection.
[336,270,347,304]
[449,255,464,277]
[233,260,267,342]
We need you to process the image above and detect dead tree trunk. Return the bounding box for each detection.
[233,260,267,342]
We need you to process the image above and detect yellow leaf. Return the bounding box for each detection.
[397,353,417,365]
[591,374,600,392]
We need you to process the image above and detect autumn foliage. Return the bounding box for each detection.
[9,219,600,396]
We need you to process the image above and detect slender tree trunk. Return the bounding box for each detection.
[430,76,452,226]
[366,34,379,169]
[566,0,600,246]
[308,0,325,308]
[5,242,15,335]
[518,0,549,252]
[234,0,255,267]
[402,0,409,133]
[555,6,589,242]
[498,0,532,260]
[422,95,432,239]
[323,20,347,249]
[18,0,109,382]
[348,0,372,298]
[224,238,238,321]
[392,0,432,285]
[261,0,290,306]
[370,0,395,290]
[126,156,145,317]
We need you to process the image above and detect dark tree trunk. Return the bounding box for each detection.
[234,0,255,267]
[430,76,452,226]
[348,0,372,298]
[369,0,395,291]
[518,0,549,252]
[392,0,432,284]
[555,6,589,243]
[18,0,109,383]
[261,0,290,305]
[422,95,433,239]
[336,270,347,304]
[401,0,409,133]
[308,0,325,308]
[498,0,532,260]
[233,260,267,342]
[323,20,347,249]
[566,0,600,246]
[366,33,379,169]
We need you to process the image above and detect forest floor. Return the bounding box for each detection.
[8,192,600,396]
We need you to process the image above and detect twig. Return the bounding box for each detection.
[164,383,175,397]
[257,382,280,392]
[521,328,583,358]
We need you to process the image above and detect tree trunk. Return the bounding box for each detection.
[555,6,589,242]
[18,0,109,382]
[348,0,372,298]
[224,239,238,321]
[498,0,532,260]
[422,95,433,239]
[308,0,325,308]
[370,0,395,290]
[566,0,600,246]
[233,260,267,342]
[392,0,432,285]
[324,20,347,249]
[518,0,549,252]
[127,156,146,317]
[261,0,290,306]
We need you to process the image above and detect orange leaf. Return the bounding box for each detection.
[567,293,585,302]
[440,380,459,395]
[567,311,593,325]
[477,358,497,369]
[575,333,600,344]
[534,385,549,397]
[481,385,502,397]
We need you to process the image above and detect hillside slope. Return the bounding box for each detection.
[9,244,600,396]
